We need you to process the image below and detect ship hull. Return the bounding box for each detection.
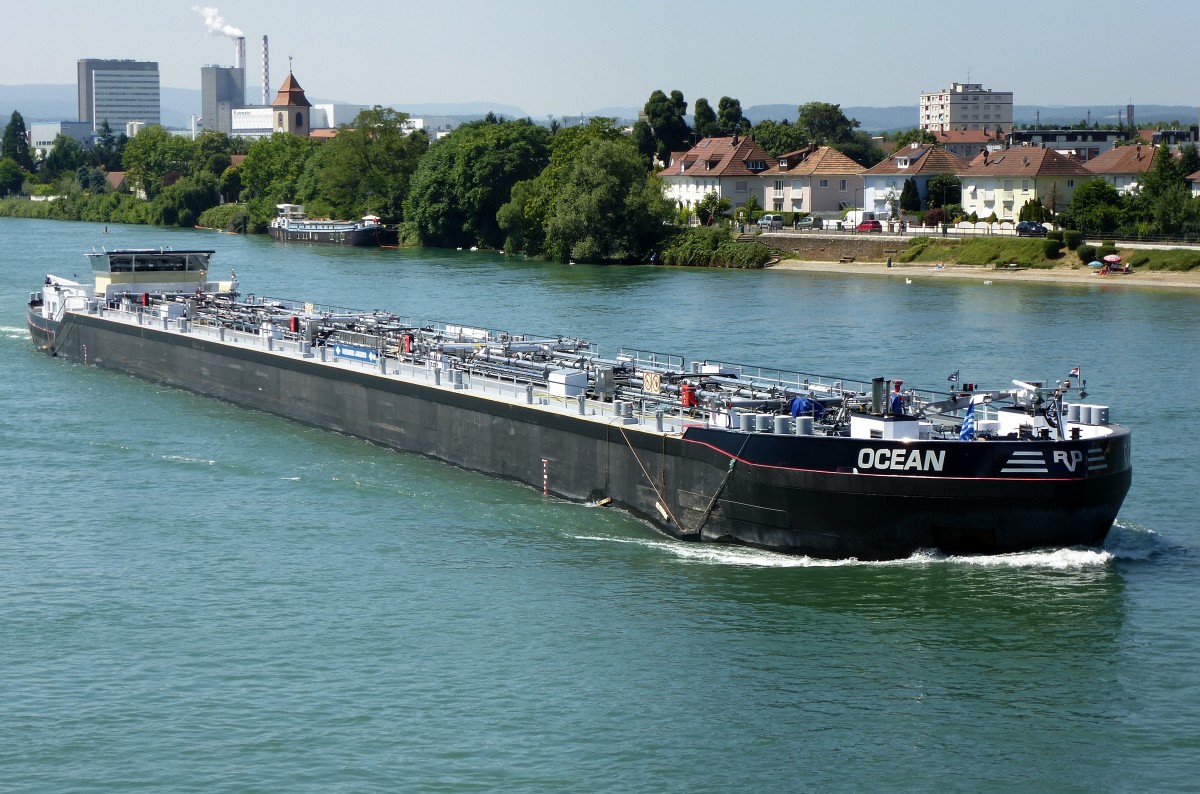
[267,225,397,247]
[29,307,1132,560]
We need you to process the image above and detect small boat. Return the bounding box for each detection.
[268,204,397,247]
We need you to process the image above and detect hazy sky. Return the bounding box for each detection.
[3,0,1197,115]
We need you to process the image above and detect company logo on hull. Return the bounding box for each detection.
[857,448,945,472]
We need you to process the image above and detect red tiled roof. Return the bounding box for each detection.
[271,72,312,108]
[105,171,125,189]
[934,129,1001,145]
[962,147,1091,177]
[658,136,774,179]
[1083,144,1158,176]
[863,145,967,175]
[766,145,865,176]
[1189,169,1200,183]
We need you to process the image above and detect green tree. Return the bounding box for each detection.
[39,134,92,182]
[692,98,717,139]
[1179,144,1200,180]
[694,191,730,225]
[239,132,324,229]
[2,111,34,171]
[1063,178,1125,236]
[93,121,126,172]
[795,102,859,145]
[631,120,656,164]
[1019,197,1046,222]
[318,106,429,222]
[0,156,26,195]
[75,165,108,193]
[149,172,220,227]
[925,173,961,209]
[899,176,920,212]
[642,89,691,164]
[750,119,808,158]
[716,96,750,137]
[122,125,195,199]
[544,138,673,263]
[405,117,551,249]
[835,131,886,168]
[891,128,937,148]
[498,117,625,256]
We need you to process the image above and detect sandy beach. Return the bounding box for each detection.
[770,258,1200,289]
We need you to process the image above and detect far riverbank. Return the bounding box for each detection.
[770,258,1200,290]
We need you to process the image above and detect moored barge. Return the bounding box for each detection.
[268,204,397,246]
[27,248,1133,560]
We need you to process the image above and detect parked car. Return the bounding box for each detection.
[856,219,883,233]
[1016,221,1048,237]
[758,214,784,230]
[797,214,823,230]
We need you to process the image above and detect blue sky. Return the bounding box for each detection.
[3,0,1197,116]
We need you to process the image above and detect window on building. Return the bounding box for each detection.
[839,179,847,191]
[735,181,747,192]
[1067,180,1075,188]
[819,179,829,188]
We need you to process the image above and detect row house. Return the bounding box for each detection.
[658,135,773,211]
[1082,144,1159,195]
[862,144,968,218]
[959,147,1092,220]
[1189,169,1200,198]
[763,145,865,214]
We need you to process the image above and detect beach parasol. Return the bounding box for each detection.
[1103,253,1122,263]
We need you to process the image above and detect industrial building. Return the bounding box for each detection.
[77,59,160,132]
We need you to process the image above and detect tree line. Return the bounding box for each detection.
[9,92,1196,261]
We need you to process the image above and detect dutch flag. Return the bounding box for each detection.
[959,402,976,441]
[1068,367,1080,378]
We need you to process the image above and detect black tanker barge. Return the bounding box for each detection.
[27,248,1133,560]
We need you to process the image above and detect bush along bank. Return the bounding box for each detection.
[656,227,774,268]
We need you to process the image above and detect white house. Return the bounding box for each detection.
[658,135,772,211]
[959,147,1092,220]
[862,144,967,218]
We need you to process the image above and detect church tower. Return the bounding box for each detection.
[270,71,312,136]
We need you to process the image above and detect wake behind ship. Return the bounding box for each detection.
[27,248,1133,560]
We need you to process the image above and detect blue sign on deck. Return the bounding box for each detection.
[332,343,378,363]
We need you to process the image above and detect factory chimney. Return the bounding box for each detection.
[262,35,270,106]
[234,36,246,70]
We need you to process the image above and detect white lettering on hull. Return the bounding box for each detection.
[856,447,946,473]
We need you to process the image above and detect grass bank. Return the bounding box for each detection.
[896,236,1200,272]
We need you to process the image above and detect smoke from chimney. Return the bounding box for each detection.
[194,6,244,38]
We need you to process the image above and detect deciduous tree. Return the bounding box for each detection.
[642,89,691,165]
[405,117,551,249]
[318,106,429,222]
[795,102,859,145]
[693,98,717,139]
[544,137,673,263]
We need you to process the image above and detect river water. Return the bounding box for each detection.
[1,217,1196,792]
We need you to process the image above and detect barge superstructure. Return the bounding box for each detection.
[28,248,1132,559]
